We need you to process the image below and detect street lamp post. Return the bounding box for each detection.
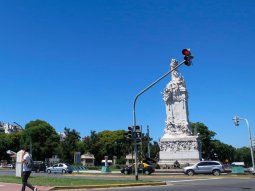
[233,116,255,172]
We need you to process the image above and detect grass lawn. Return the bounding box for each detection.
[0,168,12,170]
[0,175,150,186]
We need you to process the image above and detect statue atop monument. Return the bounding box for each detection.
[158,59,200,166]
[162,59,191,138]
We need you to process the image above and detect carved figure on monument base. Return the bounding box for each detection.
[164,120,191,137]
[159,140,198,153]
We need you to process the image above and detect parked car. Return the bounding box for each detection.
[32,161,46,173]
[121,163,155,175]
[46,163,73,174]
[4,164,14,169]
[183,161,224,176]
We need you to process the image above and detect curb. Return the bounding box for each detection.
[50,181,166,190]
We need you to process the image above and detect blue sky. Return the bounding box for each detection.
[0,1,254,148]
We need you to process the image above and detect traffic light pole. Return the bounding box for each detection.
[132,60,185,181]
[233,116,255,172]
[241,118,255,172]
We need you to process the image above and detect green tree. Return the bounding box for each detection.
[60,127,81,164]
[77,141,86,155]
[0,128,4,134]
[0,132,22,161]
[234,147,253,166]
[150,141,160,160]
[0,133,10,161]
[83,130,99,155]
[191,122,216,159]
[210,140,236,163]
[83,130,130,165]
[7,132,22,153]
[139,133,159,161]
[21,119,60,161]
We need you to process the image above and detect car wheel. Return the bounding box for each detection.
[144,170,150,175]
[187,170,194,176]
[62,169,66,174]
[47,169,51,174]
[212,169,220,176]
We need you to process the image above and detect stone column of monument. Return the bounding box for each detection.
[158,59,201,166]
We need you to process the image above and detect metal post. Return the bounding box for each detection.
[133,60,185,181]
[147,125,150,158]
[233,116,255,172]
[244,118,255,172]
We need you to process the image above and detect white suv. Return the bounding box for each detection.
[46,163,73,174]
[183,161,224,176]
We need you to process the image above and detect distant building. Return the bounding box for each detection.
[0,122,23,134]
[58,132,66,141]
[125,154,135,165]
[81,153,95,166]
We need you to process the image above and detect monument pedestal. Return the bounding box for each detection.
[158,136,200,166]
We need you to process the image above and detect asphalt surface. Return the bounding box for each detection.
[1,169,255,191]
[59,177,255,191]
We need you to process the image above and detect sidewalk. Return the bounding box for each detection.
[0,182,53,191]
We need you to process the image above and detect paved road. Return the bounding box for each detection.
[1,170,255,191]
[60,177,255,191]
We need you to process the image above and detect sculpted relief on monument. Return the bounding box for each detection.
[164,120,191,136]
[160,141,198,152]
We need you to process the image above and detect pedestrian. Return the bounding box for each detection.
[21,146,37,191]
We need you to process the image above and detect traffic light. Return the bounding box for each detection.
[125,126,133,141]
[182,48,194,66]
[233,116,240,126]
[134,126,142,142]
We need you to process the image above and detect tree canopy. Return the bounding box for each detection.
[21,119,60,160]
[0,119,253,166]
[83,130,130,165]
[60,127,81,163]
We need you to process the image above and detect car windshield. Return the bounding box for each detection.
[64,163,70,166]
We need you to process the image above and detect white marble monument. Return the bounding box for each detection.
[158,59,200,166]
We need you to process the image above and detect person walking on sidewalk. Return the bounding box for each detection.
[21,146,37,191]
